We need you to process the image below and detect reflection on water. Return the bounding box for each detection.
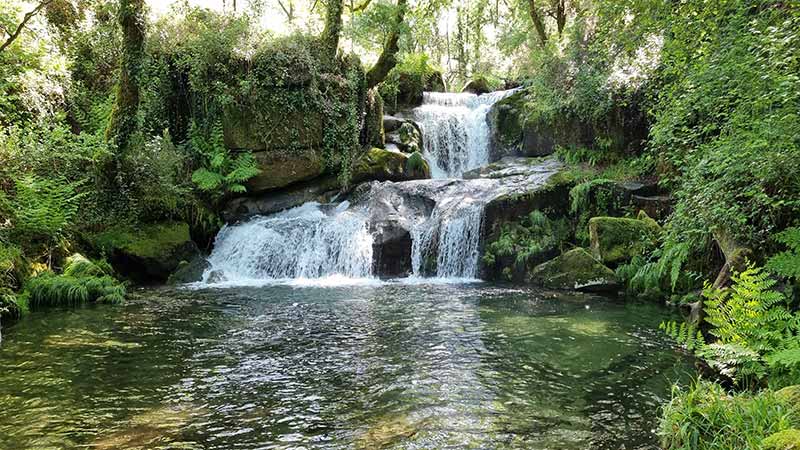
[0,284,693,449]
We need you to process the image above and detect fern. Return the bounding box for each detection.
[767,227,800,280]
[188,121,261,202]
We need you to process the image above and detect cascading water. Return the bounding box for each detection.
[413,89,518,178]
[202,202,374,283]
[200,88,554,285]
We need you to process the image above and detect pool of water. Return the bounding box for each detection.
[0,283,693,449]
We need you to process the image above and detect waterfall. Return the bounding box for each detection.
[413,89,518,179]
[411,205,484,279]
[203,202,374,283]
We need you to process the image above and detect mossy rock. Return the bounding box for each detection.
[166,255,211,285]
[777,385,800,406]
[364,87,385,148]
[763,429,800,450]
[351,148,431,184]
[588,214,661,266]
[527,248,619,292]
[462,77,492,95]
[245,150,324,193]
[90,222,199,283]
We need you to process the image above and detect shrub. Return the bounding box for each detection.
[659,380,800,450]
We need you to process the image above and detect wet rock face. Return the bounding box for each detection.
[370,220,413,278]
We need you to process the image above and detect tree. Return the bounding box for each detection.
[105,0,145,156]
[527,0,568,47]
[321,0,344,62]
[365,0,407,88]
[0,0,55,54]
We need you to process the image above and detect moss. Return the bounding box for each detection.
[405,151,429,177]
[763,429,800,450]
[588,215,661,265]
[92,222,191,260]
[350,148,430,184]
[777,386,800,406]
[527,248,619,292]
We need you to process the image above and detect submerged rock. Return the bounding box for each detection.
[527,248,619,292]
[89,222,199,282]
[588,212,661,266]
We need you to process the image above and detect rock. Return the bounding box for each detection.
[223,175,341,221]
[776,385,800,405]
[351,148,431,184]
[383,70,445,112]
[370,220,413,277]
[620,180,661,197]
[223,149,430,222]
[527,248,620,293]
[364,87,385,148]
[762,429,800,450]
[712,229,753,289]
[245,150,324,193]
[632,194,673,222]
[588,214,661,266]
[462,77,492,95]
[386,121,423,154]
[487,87,649,162]
[166,255,211,285]
[89,222,200,283]
[383,115,404,133]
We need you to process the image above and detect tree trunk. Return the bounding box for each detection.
[554,0,566,36]
[527,0,548,46]
[365,0,407,88]
[105,0,145,156]
[321,0,345,63]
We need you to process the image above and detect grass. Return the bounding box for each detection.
[23,254,125,309]
[659,380,800,450]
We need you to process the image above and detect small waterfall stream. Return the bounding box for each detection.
[202,89,537,285]
[413,90,518,178]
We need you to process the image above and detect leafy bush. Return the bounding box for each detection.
[659,380,800,450]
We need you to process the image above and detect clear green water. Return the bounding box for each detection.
[0,283,693,449]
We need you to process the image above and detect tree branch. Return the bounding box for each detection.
[365,0,407,88]
[349,0,372,12]
[0,0,55,54]
[527,0,548,47]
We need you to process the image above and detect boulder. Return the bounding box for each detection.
[166,254,211,285]
[386,121,423,154]
[89,222,200,283]
[462,77,492,95]
[246,151,324,193]
[588,213,662,266]
[351,148,430,184]
[383,70,446,112]
[527,248,620,292]
[762,429,800,450]
[383,115,404,133]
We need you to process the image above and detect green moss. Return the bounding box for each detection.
[777,386,800,406]
[763,429,800,450]
[589,215,661,265]
[91,222,191,260]
[527,248,619,291]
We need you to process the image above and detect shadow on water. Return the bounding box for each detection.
[0,283,693,449]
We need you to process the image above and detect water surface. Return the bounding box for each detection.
[0,283,692,449]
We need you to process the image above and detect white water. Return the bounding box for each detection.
[202,202,374,284]
[413,89,518,178]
